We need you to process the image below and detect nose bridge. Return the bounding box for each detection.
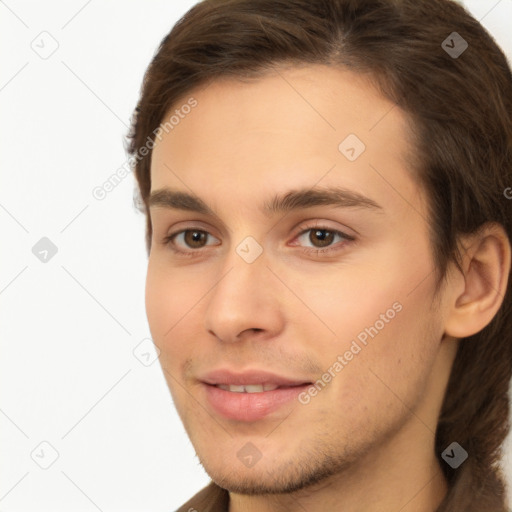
[203,239,281,342]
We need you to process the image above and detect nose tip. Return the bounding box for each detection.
[203,262,284,344]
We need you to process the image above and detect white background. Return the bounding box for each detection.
[1,1,511,510]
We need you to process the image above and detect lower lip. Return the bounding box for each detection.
[203,383,311,422]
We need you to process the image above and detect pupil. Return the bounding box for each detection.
[186,230,205,247]
[312,229,333,247]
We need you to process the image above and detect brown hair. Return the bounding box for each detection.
[125,0,512,509]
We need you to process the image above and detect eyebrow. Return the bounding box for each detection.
[148,186,383,217]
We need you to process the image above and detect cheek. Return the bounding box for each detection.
[286,265,412,349]
[145,262,169,337]
[145,259,198,361]
[318,240,434,346]
[330,284,440,429]
[292,241,438,400]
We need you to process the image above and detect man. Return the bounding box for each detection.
[125,0,512,510]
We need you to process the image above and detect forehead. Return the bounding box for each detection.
[150,64,424,219]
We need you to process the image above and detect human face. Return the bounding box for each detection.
[146,64,453,497]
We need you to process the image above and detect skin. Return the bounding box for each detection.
[145,64,511,511]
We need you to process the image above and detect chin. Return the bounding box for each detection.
[199,451,350,496]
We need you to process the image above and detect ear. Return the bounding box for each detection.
[443,222,511,339]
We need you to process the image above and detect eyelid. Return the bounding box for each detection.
[292,220,356,240]
[163,220,220,241]
[288,222,355,253]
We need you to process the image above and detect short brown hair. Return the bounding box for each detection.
[125,0,512,508]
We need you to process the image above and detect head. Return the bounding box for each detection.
[126,0,512,507]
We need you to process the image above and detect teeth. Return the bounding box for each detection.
[229,385,246,393]
[216,384,280,393]
[245,384,264,393]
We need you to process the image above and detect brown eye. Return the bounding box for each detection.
[292,224,355,255]
[183,230,208,248]
[309,229,335,248]
[163,228,220,255]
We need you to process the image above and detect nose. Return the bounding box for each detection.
[203,246,284,344]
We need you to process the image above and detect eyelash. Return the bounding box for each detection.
[161,222,355,259]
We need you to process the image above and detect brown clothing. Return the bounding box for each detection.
[175,473,510,512]
[175,482,229,512]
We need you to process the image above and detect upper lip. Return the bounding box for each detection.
[200,369,312,387]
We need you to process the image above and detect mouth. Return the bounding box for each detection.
[212,383,307,393]
[199,368,314,422]
[201,379,313,422]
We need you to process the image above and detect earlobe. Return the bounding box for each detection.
[444,223,511,339]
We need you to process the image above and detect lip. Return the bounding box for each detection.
[200,368,311,387]
[200,368,312,422]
